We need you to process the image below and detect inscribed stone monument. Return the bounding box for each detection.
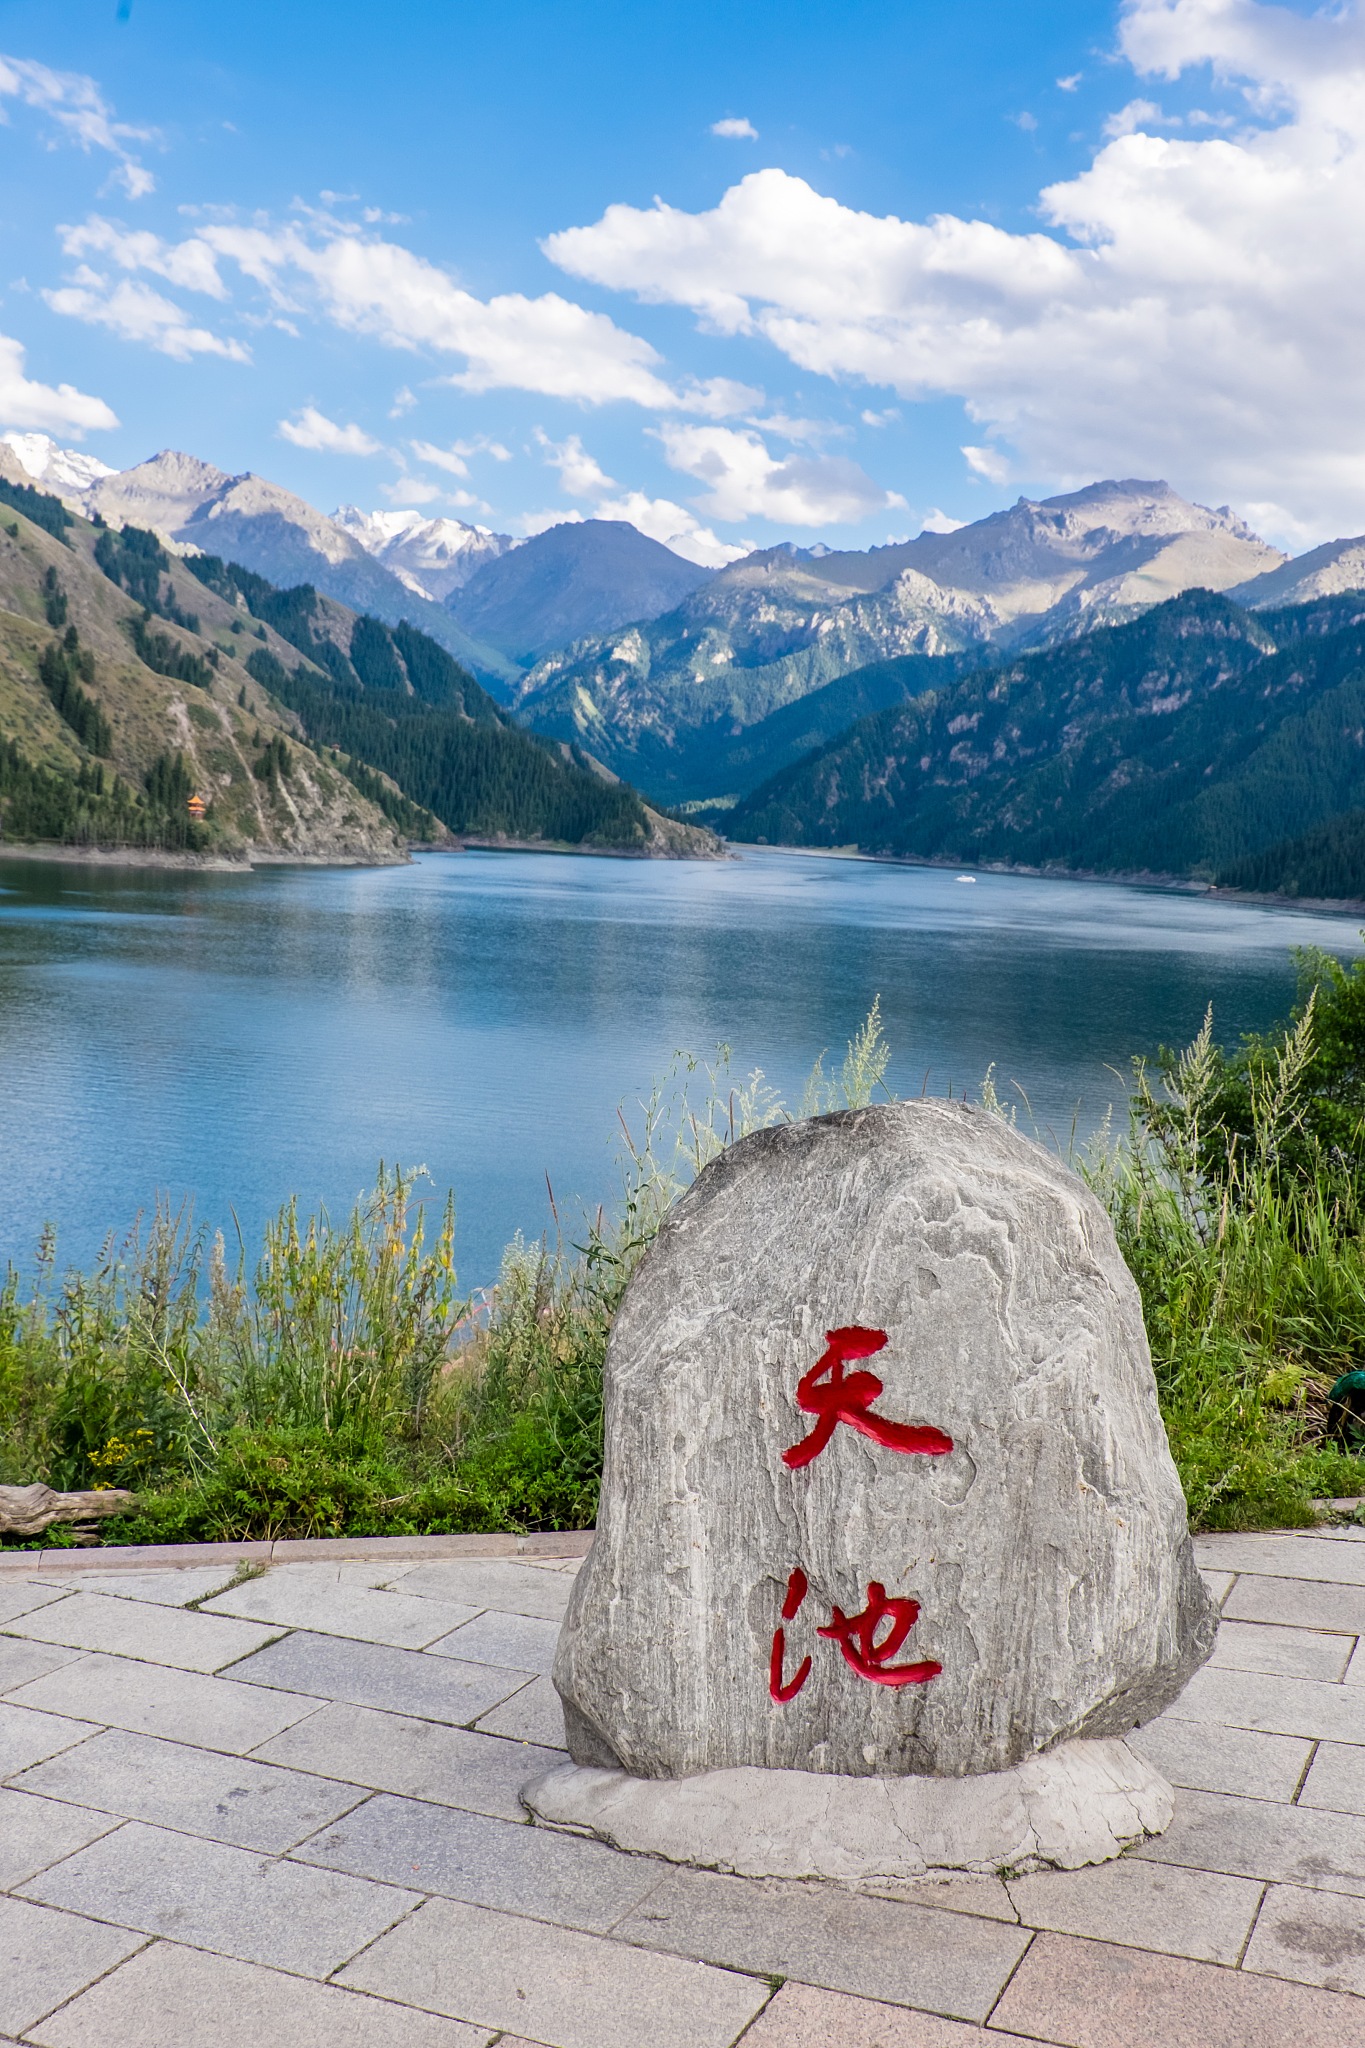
[526,1101,1217,1877]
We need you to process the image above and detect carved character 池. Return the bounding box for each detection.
[782,1325,954,1469]
[768,1570,941,1701]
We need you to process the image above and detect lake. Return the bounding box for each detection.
[1,847,1361,1290]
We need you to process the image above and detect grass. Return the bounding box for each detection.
[3,992,1364,1543]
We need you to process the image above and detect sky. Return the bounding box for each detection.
[0,0,1357,559]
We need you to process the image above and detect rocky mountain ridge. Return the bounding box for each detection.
[2,443,519,690]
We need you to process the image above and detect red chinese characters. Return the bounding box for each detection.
[768,1568,812,1703]
[782,1326,954,1471]
[769,1571,941,1701]
[818,1582,942,1688]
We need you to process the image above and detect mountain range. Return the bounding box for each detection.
[14,427,1365,893]
[0,466,716,865]
[511,480,1288,800]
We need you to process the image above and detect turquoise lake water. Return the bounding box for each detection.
[2,847,1362,1289]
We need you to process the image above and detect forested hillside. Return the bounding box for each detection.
[0,486,410,863]
[0,478,716,862]
[185,553,716,853]
[727,589,1365,892]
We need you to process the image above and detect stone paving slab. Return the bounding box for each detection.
[427,1608,561,1673]
[0,1583,68,1627]
[396,1559,577,1619]
[1168,1661,1365,1742]
[3,1529,1365,2045]
[14,1726,366,1850]
[0,1894,145,2040]
[1210,1617,1356,1682]
[3,1591,283,1673]
[294,1790,665,1931]
[253,1699,565,1817]
[1303,1740,1365,1816]
[1003,1858,1262,1964]
[1133,1785,1365,1895]
[739,1984,1044,2045]
[203,1575,479,1647]
[0,1788,119,1889]
[4,1651,324,1754]
[1128,1710,1312,1800]
[0,1639,83,1695]
[337,1895,772,2048]
[1223,1573,1365,1634]
[228,1628,530,1724]
[1243,1881,1365,1997]
[1194,1534,1365,1586]
[610,1865,1031,2021]
[0,1702,95,1776]
[20,1817,422,1977]
[472,1671,565,1745]
[26,1940,494,2048]
[28,1566,244,1607]
[990,1929,1365,2046]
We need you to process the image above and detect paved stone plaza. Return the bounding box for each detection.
[1,1527,1364,2047]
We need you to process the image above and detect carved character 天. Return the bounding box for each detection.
[782,1325,954,1470]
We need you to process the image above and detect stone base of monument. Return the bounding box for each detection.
[522,1738,1174,1883]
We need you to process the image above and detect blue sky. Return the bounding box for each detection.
[0,0,1358,556]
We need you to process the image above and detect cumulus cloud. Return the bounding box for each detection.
[191,219,684,407]
[0,54,154,195]
[44,272,249,362]
[656,422,905,525]
[544,0,1365,540]
[963,444,1011,483]
[0,331,117,435]
[532,429,747,564]
[47,210,764,418]
[59,216,228,297]
[712,117,758,139]
[279,406,381,454]
[536,428,616,497]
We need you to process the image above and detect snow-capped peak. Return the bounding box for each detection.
[2,431,116,496]
[332,504,513,599]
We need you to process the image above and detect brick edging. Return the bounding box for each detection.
[0,1527,596,1575]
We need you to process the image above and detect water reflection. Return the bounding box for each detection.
[1,848,1360,1287]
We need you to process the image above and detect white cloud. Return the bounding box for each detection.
[409,439,469,477]
[657,422,905,526]
[536,428,616,497]
[712,117,758,139]
[963,444,1011,483]
[0,331,117,435]
[43,273,249,362]
[47,210,763,418]
[193,219,682,407]
[920,508,966,533]
[1057,73,1083,91]
[279,406,381,454]
[379,475,446,506]
[389,385,417,416]
[60,216,228,297]
[530,429,746,564]
[0,54,154,195]
[544,0,1365,540]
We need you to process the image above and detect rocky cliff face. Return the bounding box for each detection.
[0,490,415,866]
[515,481,1285,800]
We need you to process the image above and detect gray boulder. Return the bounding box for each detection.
[552,1100,1216,1783]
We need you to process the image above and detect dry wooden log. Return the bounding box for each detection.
[0,1484,135,1537]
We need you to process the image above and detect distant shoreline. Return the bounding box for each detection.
[0,841,410,874]
[726,838,1365,920]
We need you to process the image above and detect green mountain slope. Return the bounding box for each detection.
[0,492,412,863]
[184,553,717,856]
[0,481,718,862]
[727,589,1365,889]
